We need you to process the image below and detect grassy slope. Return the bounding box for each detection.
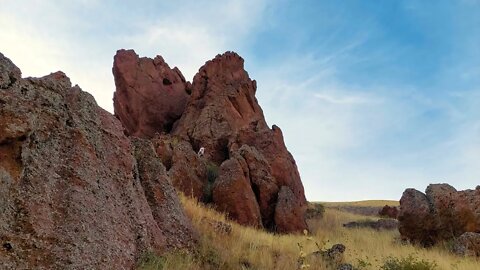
[138,196,479,270]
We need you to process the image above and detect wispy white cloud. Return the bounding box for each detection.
[0,0,268,111]
[313,92,377,105]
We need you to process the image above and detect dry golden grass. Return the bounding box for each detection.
[309,208,479,270]
[138,196,479,270]
[320,200,399,207]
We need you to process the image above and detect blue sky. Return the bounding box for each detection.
[1,0,479,201]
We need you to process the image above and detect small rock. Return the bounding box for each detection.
[452,232,480,257]
[337,263,353,270]
[343,219,398,230]
[378,205,398,219]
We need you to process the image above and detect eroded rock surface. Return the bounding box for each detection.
[398,184,480,246]
[0,52,195,269]
[212,153,262,228]
[113,49,190,137]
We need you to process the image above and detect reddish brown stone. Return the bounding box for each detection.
[132,138,197,250]
[378,205,398,219]
[398,184,480,246]
[452,232,480,257]
[212,154,262,228]
[0,53,195,269]
[171,52,307,233]
[113,49,190,137]
[234,125,307,215]
[172,52,268,163]
[275,186,308,234]
[237,145,279,229]
[152,134,208,200]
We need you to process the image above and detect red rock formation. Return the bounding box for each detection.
[398,184,480,246]
[112,50,307,233]
[173,52,268,163]
[0,53,195,269]
[113,49,190,137]
[172,52,307,233]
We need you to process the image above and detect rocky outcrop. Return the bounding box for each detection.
[172,52,268,164]
[113,50,308,233]
[172,52,306,232]
[378,205,398,219]
[113,49,190,137]
[0,53,195,269]
[398,184,480,246]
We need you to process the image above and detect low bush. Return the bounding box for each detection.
[380,254,437,270]
[306,203,325,219]
[203,162,219,202]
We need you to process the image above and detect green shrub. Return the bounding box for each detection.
[137,252,166,270]
[355,258,372,269]
[380,255,437,270]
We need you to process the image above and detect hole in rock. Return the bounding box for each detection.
[3,242,12,251]
[162,78,172,85]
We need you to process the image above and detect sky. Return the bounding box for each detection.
[1,0,479,201]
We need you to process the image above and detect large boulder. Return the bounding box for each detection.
[452,232,480,257]
[212,154,262,228]
[113,49,190,137]
[275,186,308,233]
[0,53,195,269]
[398,184,480,246]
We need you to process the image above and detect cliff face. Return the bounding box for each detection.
[113,50,308,233]
[0,53,195,269]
